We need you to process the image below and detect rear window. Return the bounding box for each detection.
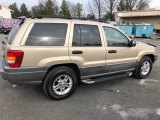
[25,23,68,46]
[7,22,20,45]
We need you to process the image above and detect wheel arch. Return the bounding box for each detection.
[143,54,155,63]
[43,63,82,83]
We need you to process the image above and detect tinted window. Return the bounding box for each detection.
[73,24,101,46]
[25,23,67,46]
[73,25,81,46]
[103,27,129,47]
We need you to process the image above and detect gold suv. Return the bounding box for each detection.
[0,18,158,100]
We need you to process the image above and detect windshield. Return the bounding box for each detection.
[7,21,20,45]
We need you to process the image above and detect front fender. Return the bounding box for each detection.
[137,50,155,61]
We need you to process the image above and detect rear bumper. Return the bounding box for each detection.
[0,60,48,84]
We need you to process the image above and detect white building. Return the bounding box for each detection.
[0,5,12,19]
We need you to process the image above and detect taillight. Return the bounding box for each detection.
[7,50,24,68]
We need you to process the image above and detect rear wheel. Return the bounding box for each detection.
[133,56,153,79]
[43,66,78,100]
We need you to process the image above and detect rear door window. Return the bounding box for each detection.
[72,24,102,46]
[25,23,68,46]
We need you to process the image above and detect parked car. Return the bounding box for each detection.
[0,18,158,100]
[1,19,19,34]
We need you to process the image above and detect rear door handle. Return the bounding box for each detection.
[72,51,83,54]
[108,50,117,53]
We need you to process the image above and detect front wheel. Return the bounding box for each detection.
[133,56,153,79]
[43,66,78,100]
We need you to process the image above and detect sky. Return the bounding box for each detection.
[0,0,160,9]
[0,0,87,8]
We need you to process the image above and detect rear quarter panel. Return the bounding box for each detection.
[12,46,70,67]
[10,19,72,68]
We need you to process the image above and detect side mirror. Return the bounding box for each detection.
[129,40,136,47]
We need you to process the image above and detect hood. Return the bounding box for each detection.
[135,41,156,55]
[136,41,156,48]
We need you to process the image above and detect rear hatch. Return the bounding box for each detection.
[2,20,22,61]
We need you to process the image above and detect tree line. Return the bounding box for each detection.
[8,0,150,20]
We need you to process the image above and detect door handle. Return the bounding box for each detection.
[108,50,117,53]
[72,51,83,54]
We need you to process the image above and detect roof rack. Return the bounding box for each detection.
[31,15,72,19]
[24,15,107,23]
[47,16,72,19]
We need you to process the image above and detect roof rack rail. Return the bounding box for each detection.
[47,16,72,19]
[73,17,107,23]
[31,15,72,19]
[30,16,107,23]
[31,16,43,19]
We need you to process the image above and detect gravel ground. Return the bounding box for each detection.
[0,34,160,120]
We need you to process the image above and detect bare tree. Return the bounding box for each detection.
[126,0,138,11]
[67,1,83,18]
[136,0,150,10]
[88,0,105,19]
[67,1,76,17]
[104,0,118,14]
[88,1,95,16]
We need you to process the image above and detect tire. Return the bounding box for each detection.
[133,56,153,79]
[43,66,78,100]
